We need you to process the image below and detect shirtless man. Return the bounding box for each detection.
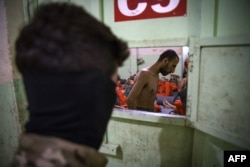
[127,49,179,112]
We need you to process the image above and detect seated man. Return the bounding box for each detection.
[162,87,187,115]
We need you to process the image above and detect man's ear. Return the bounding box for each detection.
[163,58,169,64]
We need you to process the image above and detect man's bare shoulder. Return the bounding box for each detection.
[140,68,158,78]
[138,69,151,75]
[135,70,150,80]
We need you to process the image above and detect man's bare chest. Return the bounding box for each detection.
[143,79,158,96]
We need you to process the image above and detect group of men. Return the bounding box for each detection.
[126,49,189,114]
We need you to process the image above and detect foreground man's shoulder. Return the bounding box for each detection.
[140,69,150,74]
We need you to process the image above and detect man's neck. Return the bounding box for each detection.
[148,63,160,76]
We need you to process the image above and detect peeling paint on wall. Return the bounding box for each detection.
[0,1,21,167]
[198,46,250,148]
[0,0,13,84]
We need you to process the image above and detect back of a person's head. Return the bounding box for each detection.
[157,49,179,62]
[15,2,129,76]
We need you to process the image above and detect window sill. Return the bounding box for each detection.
[112,108,187,126]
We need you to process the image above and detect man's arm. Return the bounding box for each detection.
[127,71,147,110]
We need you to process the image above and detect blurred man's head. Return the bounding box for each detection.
[157,50,179,76]
[15,3,129,78]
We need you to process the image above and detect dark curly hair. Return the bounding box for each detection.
[15,3,129,76]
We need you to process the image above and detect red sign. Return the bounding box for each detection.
[114,0,187,22]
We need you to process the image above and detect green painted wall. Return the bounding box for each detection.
[102,110,245,167]
[101,0,200,43]
[191,130,244,167]
[0,0,25,166]
[13,79,28,132]
[3,0,28,131]
[103,110,193,167]
[4,0,28,132]
[0,83,21,167]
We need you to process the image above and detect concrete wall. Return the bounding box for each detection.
[6,0,28,133]
[191,129,243,167]
[103,109,193,167]
[0,0,24,166]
